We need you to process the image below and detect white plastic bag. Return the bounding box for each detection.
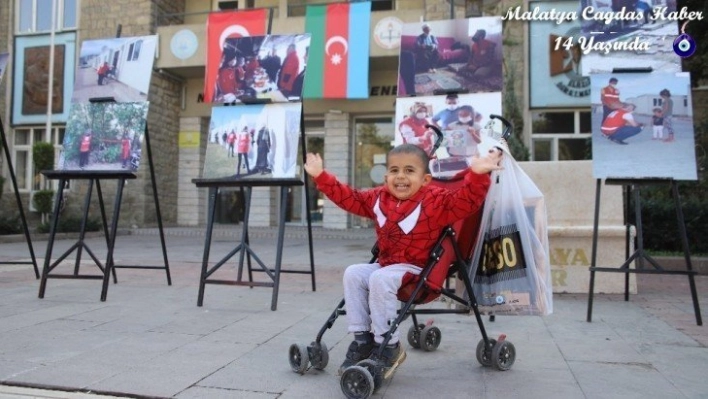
[467,141,553,316]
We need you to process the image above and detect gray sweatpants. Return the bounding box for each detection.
[343,262,421,344]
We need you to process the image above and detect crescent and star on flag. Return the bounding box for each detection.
[325,35,348,65]
[220,25,251,49]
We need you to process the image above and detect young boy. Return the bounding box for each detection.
[304,144,503,374]
[651,107,664,140]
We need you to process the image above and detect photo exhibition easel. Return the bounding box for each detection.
[193,103,316,312]
[0,114,40,278]
[38,101,171,301]
[586,68,702,326]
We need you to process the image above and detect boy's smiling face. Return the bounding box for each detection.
[384,152,432,201]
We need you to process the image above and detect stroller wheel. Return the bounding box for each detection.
[420,325,442,352]
[357,359,383,389]
[341,365,375,399]
[492,340,516,371]
[475,338,497,367]
[288,343,309,374]
[407,324,425,349]
[309,341,329,370]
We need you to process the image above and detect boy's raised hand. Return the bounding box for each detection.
[304,153,324,178]
[469,147,504,174]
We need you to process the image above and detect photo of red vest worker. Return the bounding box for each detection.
[78,131,92,169]
[236,127,252,176]
[398,102,435,156]
[600,77,622,122]
[601,103,644,145]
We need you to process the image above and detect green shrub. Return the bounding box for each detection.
[32,190,55,215]
[0,215,22,235]
[32,142,55,171]
[37,216,102,234]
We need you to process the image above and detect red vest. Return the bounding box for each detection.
[601,109,629,135]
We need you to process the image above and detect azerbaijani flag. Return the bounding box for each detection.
[303,2,371,99]
[204,9,268,102]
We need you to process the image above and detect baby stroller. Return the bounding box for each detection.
[288,116,516,399]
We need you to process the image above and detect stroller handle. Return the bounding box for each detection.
[489,114,513,140]
[425,124,444,158]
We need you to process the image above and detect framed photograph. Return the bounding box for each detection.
[0,52,8,84]
[398,17,502,96]
[12,32,76,125]
[591,72,697,180]
[202,102,303,179]
[57,102,149,172]
[205,34,311,104]
[394,92,502,179]
[72,35,158,103]
[578,0,680,75]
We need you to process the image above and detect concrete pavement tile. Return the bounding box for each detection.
[0,303,107,334]
[176,386,278,399]
[0,359,39,381]
[568,359,681,399]
[636,343,708,399]
[478,366,583,399]
[0,328,124,364]
[3,359,133,390]
[553,336,647,364]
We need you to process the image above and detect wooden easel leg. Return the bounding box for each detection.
[587,179,601,322]
[270,186,289,311]
[197,186,219,307]
[100,178,126,301]
[671,181,702,326]
[38,179,67,298]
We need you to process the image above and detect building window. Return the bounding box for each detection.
[530,110,592,161]
[12,126,65,192]
[128,40,142,61]
[17,0,77,34]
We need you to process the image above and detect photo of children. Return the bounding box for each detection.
[72,36,157,103]
[208,34,310,104]
[58,102,148,171]
[394,92,502,179]
[398,17,502,96]
[202,103,302,180]
[591,72,697,180]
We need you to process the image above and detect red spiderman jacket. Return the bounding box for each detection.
[314,170,490,268]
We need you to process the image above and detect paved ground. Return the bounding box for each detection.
[0,227,706,399]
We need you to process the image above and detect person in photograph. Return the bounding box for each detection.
[431,93,460,130]
[261,48,282,84]
[244,56,260,82]
[445,105,483,158]
[651,107,664,140]
[221,131,228,149]
[601,77,622,122]
[398,102,435,155]
[236,127,252,176]
[415,23,439,73]
[97,61,110,85]
[255,126,272,174]
[214,54,245,103]
[78,130,92,169]
[601,103,644,145]
[121,134,131,168]
[227,129,237,157]
[291,47,308,98]
[278,44,300,97]
[464,29,497,78]
[660,89,675,143]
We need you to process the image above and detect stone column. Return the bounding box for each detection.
[322,110,351,229]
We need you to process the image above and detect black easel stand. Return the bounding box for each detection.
[0,116,39,278]
[38,170,133,301]
[38,124,171,300]
[192,178,316,311]
[586,179,702,326]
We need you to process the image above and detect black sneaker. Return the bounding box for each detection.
[378,342,406,369]
[338,333,374,375]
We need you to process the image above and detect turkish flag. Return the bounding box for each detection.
[204,9,267,102]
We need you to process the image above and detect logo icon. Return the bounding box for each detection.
[674,22,697,58]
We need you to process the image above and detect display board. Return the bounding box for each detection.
[58,102,149,172]
[72,36,158,103]
[398,17,502,96]
[591,72,696,180]
[394,92,502,179]
[202,102,303,179]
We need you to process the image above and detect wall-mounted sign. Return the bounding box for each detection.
[170,29,199,61]
[373,16,403,50]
